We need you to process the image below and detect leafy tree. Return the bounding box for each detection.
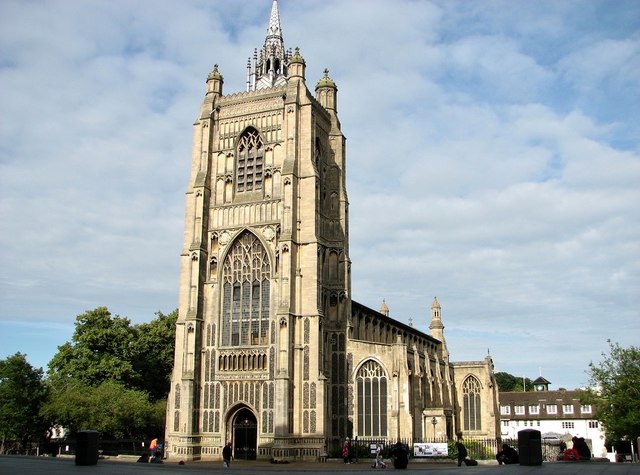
[42,379,162,439]
[47,307,176,399]
[130,310,177,401]
[585,340,640,443]
[495,372,533,392]
[0,353,49,454]
[48,307,138,388]
[45,307,176,439]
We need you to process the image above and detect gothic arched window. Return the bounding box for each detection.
[221,231,271,346]
[356,360,387,437]
[463,376,482,431]
[236,128,264,193]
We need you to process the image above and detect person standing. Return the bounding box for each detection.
[342,438,351,464]
[223,441,233,468]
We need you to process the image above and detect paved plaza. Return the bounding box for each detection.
[1,456,639,475]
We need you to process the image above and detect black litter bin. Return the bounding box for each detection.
[518,429,542,466]
[76,430,99,466]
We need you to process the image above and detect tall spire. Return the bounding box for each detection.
[267,0,282,38]
[247,0,291,91]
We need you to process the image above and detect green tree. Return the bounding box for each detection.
[48,307,138,388]
[130,310,177,401]
[0,353,49,454]
[495,372,533,392]
[42,379,162,439]
[585,340,640,443]
[45,307,176,439]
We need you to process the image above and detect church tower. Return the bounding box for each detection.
[165,0,350,461]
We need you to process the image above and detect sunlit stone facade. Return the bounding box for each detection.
[165,0,499,462]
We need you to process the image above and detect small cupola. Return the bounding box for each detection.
[315,69,338,112]
[379,299,389,317]
[532,376,551,391]
[288,47,306,80]
[206,64,223,96]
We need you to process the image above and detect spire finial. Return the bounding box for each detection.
[267,0,282,37]
[249,0,289,90]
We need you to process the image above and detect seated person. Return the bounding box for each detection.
[496,444,519,464]
[572,437,591,460]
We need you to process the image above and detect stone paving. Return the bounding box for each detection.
[1,456,640,475]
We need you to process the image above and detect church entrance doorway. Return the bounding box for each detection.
[233,408,257,460]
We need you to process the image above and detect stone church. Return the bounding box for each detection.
[166,0,499,462]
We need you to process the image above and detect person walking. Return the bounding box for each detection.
[455,434,468,467]
[373,444,386,469]
[149,438,158,462]
[223,441,233,468]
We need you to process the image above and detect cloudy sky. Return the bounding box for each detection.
[1,0,638,391]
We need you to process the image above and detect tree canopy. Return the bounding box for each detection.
[43,307,176,440]
[47,307,177,401]
[586,340,640,443]
[0,353,48,453]
[42,379,164,439]
[495,372,533,392]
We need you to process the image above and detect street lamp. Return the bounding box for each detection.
[431,417,437,441]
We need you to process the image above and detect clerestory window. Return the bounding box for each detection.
[236,128,264,193]
[221,231,270,346]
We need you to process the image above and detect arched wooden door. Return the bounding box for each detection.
[233,408,257,460]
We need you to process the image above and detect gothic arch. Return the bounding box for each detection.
[462,375,482,432]
[219,230,272,347]
[355,359,389,437]
[234,127,264,193]
[227,405,258,460]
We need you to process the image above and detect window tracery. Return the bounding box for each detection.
[463,376,482,431]
[221,231,271,347]
[236,128,264,192]
[356,360,388,437]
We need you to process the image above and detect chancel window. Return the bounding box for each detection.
[236,128,264,192]
[221,231,270,346]
[356,360,387,437]
[463,376,481,431]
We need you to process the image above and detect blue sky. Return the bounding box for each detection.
[1,0,638,390]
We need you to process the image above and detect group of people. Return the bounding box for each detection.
[457,434,518,467]
[341,438,404,469]
[145,434,591,467]
[561,437,591,461]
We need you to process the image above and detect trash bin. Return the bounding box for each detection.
[75,430,99,466]
[518,429,542,466]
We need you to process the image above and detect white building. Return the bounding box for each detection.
[499,377,606,459]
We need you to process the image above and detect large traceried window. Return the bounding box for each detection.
[463,376,482,431]
[221,232,270,346]
[236,128,264,193]
[356,360,387,437]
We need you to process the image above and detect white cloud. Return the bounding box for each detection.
[1,0,638,389]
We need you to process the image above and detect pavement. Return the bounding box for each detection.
[1,456,639,475]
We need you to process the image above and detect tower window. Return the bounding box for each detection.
[236,128,264,193]
[221,231,271,346]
